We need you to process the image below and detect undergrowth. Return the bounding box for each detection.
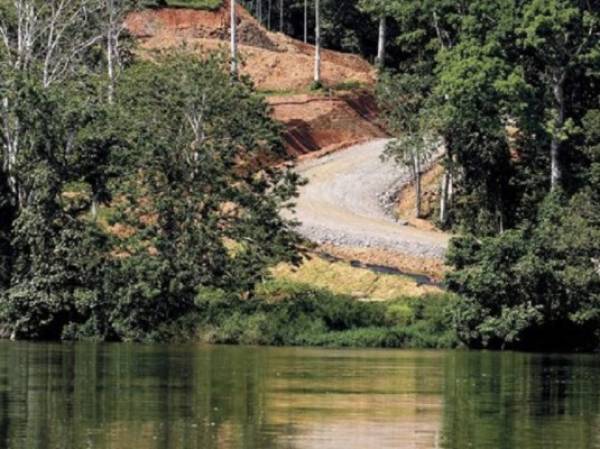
[190,280,460,349]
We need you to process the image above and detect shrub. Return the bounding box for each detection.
[196,281,460,349]
[446,193,600,351]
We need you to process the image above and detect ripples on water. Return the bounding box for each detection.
[0,343,599,449]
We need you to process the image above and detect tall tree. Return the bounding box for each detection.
[358,0,391,67]
[268,0,272,29]
[107,55,303,341]
[103,0,135,105]
[519,0,600,191]
[231,0,238,75]
[313,0,320,84]
[0,0,106,209]
[279,0,284,32]
[378,72,437,218]
[304,0,308,42]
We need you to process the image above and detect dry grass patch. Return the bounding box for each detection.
[271,255,441,301]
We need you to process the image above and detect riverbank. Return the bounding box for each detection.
[186,280,459,349]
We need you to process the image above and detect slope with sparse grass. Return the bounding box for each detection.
[142,0,222,10]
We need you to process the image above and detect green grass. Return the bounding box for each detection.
[255,78,368,98]
[331,80,366,91]
[142,0,223,10]
[194,279,460,349]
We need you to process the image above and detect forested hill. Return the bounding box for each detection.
[0,0,599,351]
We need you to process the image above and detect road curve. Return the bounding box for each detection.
[290,139,450,259]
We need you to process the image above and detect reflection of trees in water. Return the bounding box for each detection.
[2,345,600,449]
[0,343,282,449]
[441,352,600,449]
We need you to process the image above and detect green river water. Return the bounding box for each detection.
[0,342,599,449]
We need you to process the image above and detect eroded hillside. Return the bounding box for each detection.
[125,3,385,155]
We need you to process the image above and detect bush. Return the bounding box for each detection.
[310,80,324,91]
[446,193,600,351]
[196,281,460,349]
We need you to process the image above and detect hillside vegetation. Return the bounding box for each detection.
[0,0,599,352]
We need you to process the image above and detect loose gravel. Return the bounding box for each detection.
[288,139,450,259]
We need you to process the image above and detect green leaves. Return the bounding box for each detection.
[97,53,303,341]
[0,37,302,340]
[447,193,600,350]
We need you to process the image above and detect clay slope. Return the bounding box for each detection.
[268,91,386,158]
[125,3,375,91]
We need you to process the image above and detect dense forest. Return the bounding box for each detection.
[0,0,599,350]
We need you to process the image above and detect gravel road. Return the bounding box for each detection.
[289,138,449,259]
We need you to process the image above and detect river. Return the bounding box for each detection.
[0,343,599,449]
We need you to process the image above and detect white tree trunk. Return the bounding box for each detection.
[376,16,386,67]
[414,153,422,218]
[106,0,116,105]
[279,0,283,32]
[304,0,308,43]
[314,0,321,84]
[0,0,105,207]
[231,0,238,75]
[257,0,262,24]
[551,70,566,191]
[439,169,449,225]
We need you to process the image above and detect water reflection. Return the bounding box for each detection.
[0,343,598,449]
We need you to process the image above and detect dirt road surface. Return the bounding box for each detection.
[290,139,450,259]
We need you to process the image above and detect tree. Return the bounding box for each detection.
[304,0,308,42]
[519,0,599,191]
[102,54,303,341]
[447,191,600,351]
[257,0,263,24]
[103,0,136,104]
[0,75,120,340]
[313,0,320,84]
[279,0,284,32]
[0,0,107,212]
[380,0,467,227]
[358,0,391,67]
[433,0,600,350]
[231,0,238,75]
[378,72,437,218]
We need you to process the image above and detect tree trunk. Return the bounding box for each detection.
[267,0,272,29]
[314,0,321,84]
[439,169,449,225]
[1,98,19,206]
[279,0,284,32]
[231,0,238,75]
[106,0,115,104]
[432,10,447,49]
[257,0,262,24]
[551,70,566,191]
[376,16,386,67]
[304,0,308,43]
[107,35,115,103]
[414,154,422,218]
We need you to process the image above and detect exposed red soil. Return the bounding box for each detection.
[125,4,383,156]
[125,3,375,91]
[268,91,386,157]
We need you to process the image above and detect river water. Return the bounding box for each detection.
[0,343,599,449]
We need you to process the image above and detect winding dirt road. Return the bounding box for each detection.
[291,139,450,259]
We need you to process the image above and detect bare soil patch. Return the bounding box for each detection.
[125,3,375,91]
